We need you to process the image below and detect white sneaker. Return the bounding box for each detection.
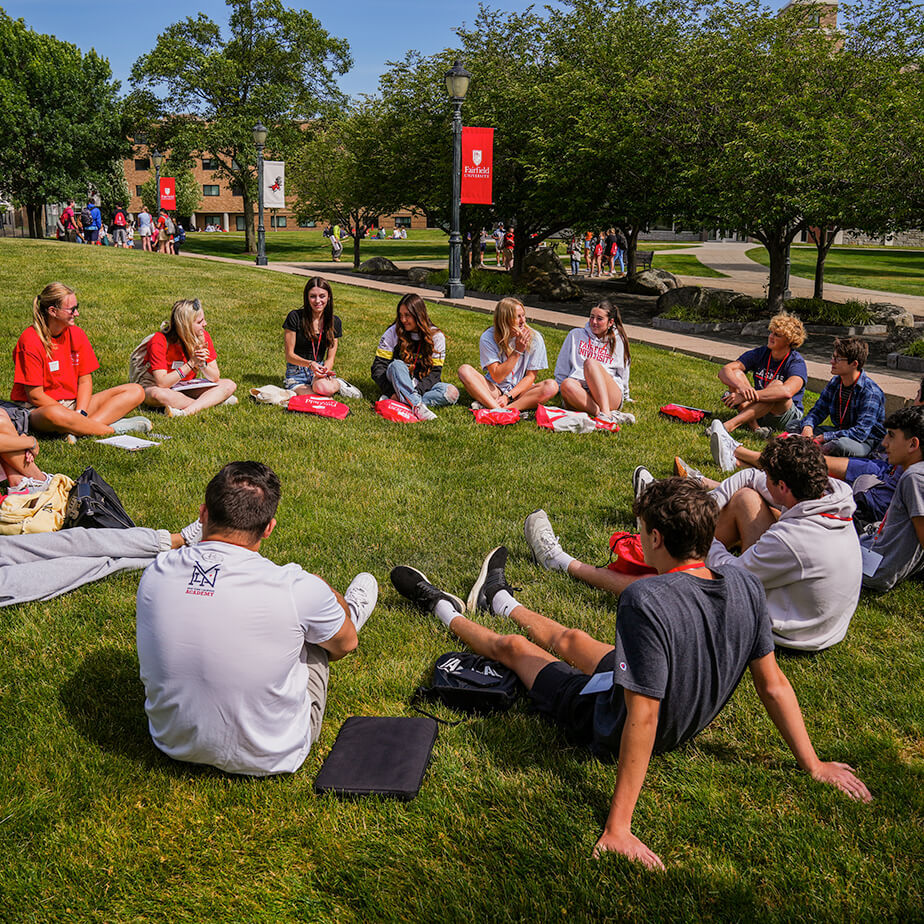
[345,572,378,631]
[524,509,569,572]
[221,395,239,407]
[413,403,437,421]
[709,421,741,472]
[674,456,704,483]
[8,474,52,495]
[337,379,362,399]
[112,415,153,434]
[632,465,655,501]
[180,518,203,545]
[165,406,187,418]
[470,401,484,410]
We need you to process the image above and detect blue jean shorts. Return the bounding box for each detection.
[284,364,315,390]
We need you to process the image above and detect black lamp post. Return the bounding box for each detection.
[444,60,471,299]
[151,150,164,214]
[253,123,268,266]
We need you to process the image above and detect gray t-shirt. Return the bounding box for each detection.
[479,328,548,393]
[592,568,774,757]
[861,460,924,591]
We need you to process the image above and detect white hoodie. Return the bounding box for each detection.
[554,323,628,390]
[706,469,862,651]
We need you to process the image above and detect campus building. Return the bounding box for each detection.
[123,150,427,233]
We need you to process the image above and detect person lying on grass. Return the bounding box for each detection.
[371,293,459,421]
[532,438,863,653]
[716,312,808,438]
[12,283,150,442]
[134,298,238,418]
[391,478,871,870]
[457,297,559,411]
[554,299,631,425]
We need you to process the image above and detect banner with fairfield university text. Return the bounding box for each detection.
[159,177,176,209]
[461,127,494,205]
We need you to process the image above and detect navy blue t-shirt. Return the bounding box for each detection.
[737,346,808,414]
[591,568,774,758]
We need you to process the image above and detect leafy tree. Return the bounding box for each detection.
[290,104,403,268]
[0,11,129,237]
[130,0,351,254]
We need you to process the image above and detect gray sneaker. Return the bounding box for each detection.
[180,518,203,546]
[632,465,655,500]
[524,509,566,571]
[674,456,704,483]
[111,416,153,435]
[709,421,740,472]
[345,572,378,632]
[337,378,362,399]
[413,403,437,422]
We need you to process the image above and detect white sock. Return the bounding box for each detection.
[491,589,519,619]
[433,599,460,628]
[551,549,575,573]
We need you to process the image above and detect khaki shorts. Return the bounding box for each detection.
[305,643,330,745]
[13,398,77,411]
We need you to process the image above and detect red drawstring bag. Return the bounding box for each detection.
[286,394,350,419]
[606,531,658,575]
[472,407,521,425]
[659,403,711,424]
[375,398,419,423]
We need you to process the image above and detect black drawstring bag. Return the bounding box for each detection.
[63,467,135,530]
[412,652,523,718]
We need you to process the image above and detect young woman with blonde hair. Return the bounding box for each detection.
[135,298,238,418]
[457,297,558,411]
[372,293,459,421]
[11,282,148,441]
[554,299,631,423]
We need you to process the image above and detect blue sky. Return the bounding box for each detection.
[4,0,790,99]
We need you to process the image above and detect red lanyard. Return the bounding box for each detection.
[310,329,323,363]
[837,383,854,426]
[764,350,790,383]
[666,561,707,574]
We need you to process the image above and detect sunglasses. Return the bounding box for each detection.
[57,303,79,314]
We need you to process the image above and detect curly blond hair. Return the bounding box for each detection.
[769,312,806,349]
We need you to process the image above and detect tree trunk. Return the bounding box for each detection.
[511,227,528,280]
[625,225,641,276]
[352,229,362,269]
[812,226,839,300]
[764,234,789,314]
[461,220,476,281]
[242,190,256,254]
[27,203,43,239]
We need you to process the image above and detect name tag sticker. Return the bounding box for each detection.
[861,547,883,577]
[49,360,60,372]
[580,671,615,696]
[171,361,185,371]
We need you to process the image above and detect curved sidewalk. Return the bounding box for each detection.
[183,250,921,412]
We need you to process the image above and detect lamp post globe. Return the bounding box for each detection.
[444,60,471,300]
[253,123,268,266]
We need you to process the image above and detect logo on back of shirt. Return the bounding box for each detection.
[187,562,220,596]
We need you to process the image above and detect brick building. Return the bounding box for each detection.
[123,148,427,233]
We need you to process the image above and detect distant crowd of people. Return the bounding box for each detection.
[56,199,186,254]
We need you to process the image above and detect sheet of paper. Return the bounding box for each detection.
[95,435,160,451]
[861,546,883,577]
[579,671,615,696]
[172,378,218,392]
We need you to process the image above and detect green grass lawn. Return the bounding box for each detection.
[745,244,924,297]
[650,253,728,278]
[1,238,921,922]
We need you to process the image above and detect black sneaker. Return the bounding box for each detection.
[390,566,464,615]
[466,546,518,613]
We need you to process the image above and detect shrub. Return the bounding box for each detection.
[903,338,924,357]
[429,268,525,296]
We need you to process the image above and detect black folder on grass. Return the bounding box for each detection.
[314,716,438,801]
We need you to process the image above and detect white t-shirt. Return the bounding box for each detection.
[479,327,548,393]
[136,541,346,775]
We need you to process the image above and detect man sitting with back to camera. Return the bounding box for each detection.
[136,461,378,776]
[391,478,871,869]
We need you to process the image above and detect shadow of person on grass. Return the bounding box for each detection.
[59,646,224,778]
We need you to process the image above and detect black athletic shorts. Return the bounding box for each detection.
[529,650,616,747]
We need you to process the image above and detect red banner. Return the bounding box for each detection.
[159,177,176,210]
[461,127,494,205]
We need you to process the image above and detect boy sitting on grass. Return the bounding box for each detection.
[392,478,871,869]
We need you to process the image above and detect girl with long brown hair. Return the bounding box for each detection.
[371,293,458,421]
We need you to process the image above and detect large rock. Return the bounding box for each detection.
[656,285,762,318]
[522,266,582,301]
[626,268,680,296]
[868,302,915,328]
[407,267,431,285]
[656,285,706,313]
[357,256,400,274]
[523,246,569,277]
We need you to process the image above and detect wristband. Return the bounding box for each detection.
[78,409,88,417]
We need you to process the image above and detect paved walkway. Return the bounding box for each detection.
[182,250,921,412]
[668,241,924,319]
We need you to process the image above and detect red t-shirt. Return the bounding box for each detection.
[144,331,217,382]
[11,325,99,402]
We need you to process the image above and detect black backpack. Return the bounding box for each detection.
[64,467,135,530]
[413,652,522,716]
[81,205,94,227]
